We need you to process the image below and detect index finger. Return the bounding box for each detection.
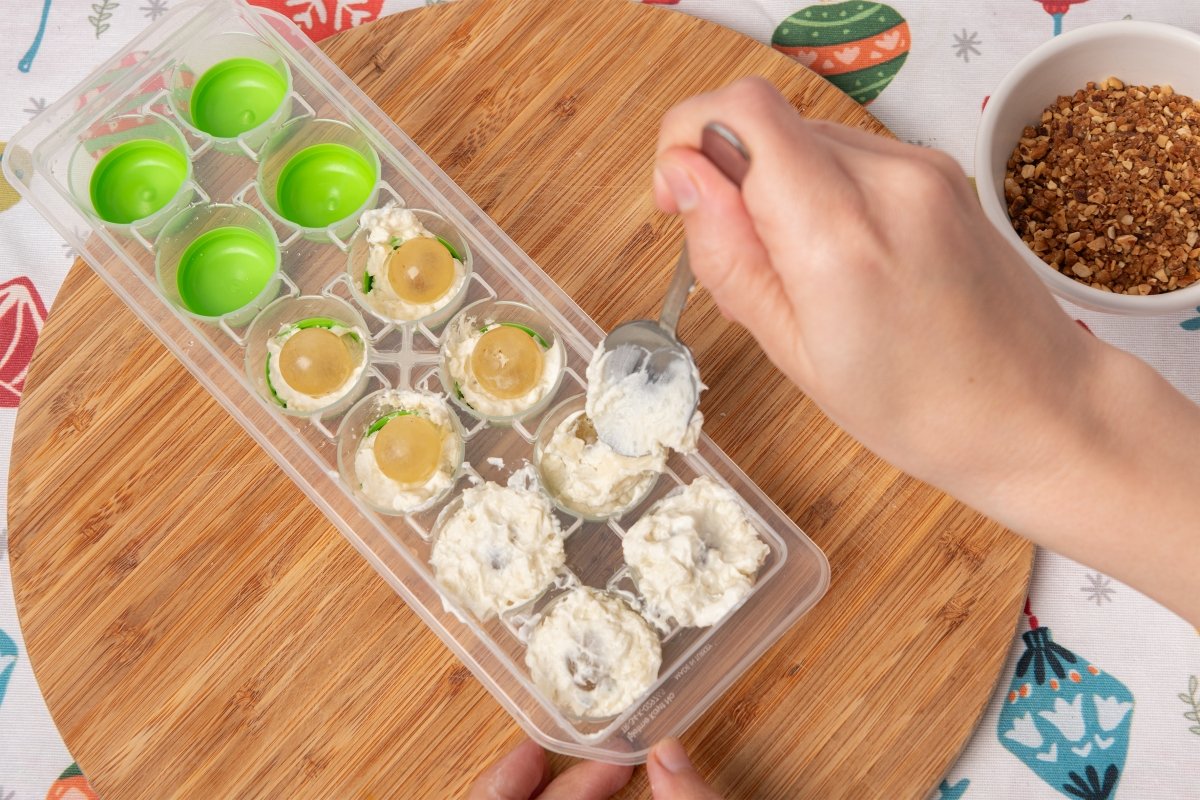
[655,77,855,225]
[656,76,805,158]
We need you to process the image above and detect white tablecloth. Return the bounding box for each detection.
[1,1,1197,798]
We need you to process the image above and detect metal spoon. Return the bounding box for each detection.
[593,122,750,456]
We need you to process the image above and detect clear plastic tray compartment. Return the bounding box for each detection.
[4,0,830,763]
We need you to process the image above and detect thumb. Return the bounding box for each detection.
[653,147,794,343]
[646,738,725,800]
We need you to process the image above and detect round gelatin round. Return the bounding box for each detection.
[471,325,545,400]
[386,237,456,304]
[373,413,445,485]
[278,327,356,396]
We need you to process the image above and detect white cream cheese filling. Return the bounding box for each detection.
[538,409,663,518]
[622,476,768,629]
[525,587,661,719]
[430,481,565,620]
[585,342,704,457]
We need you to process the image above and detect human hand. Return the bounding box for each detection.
[652,78,1101,503]
[652,78,1200,625]
[467,738,722,799]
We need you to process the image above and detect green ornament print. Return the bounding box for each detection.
[772,1,912,104]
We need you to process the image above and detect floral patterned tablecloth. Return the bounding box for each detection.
[1,1,1197,798]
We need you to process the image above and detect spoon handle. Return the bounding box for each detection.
[701,122,751,187]
[658,248,693,335]
[657,122,751,336]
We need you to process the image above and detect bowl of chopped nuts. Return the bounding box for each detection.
[976,20,1200,314]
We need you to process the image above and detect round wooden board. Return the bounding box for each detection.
[8,1,1034,797]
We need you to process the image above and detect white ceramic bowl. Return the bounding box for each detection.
[976,20,1200,315]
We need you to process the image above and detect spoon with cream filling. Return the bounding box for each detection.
[591,122,750,457]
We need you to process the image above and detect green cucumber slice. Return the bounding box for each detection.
[436,235,462,261]
[264,355,287,408]
[452,381,473,409]
[366,408,415,436]
[293,316,339,330]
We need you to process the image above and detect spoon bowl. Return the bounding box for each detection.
[600,320,692,382]
[594,322,700,457]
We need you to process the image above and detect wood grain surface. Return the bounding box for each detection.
[7,1,1034,797]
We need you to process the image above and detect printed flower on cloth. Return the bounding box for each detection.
[0,276,48,408]
[250,1,385,41]
[998,624,1133,800]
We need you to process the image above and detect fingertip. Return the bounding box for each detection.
[598,760,636,793]
[646,739,723,800]
[650,737,693,774]
[514,739,551,793]
[538,759,634,800]
[469,738,548,800]
[653,165,678,214]
[658,147,766,297]
[710,291,737,322]
[569,759,635,796]
[656,146,750,223]
[656,156,700,213]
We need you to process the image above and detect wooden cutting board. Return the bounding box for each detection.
[7,1,1034,797]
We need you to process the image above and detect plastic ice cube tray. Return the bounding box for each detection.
[4,0,830,764]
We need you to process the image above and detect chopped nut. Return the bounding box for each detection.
[1005,79,1200,295]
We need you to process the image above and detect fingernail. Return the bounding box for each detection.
[656,161,699,213]
[653,738,692,774]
